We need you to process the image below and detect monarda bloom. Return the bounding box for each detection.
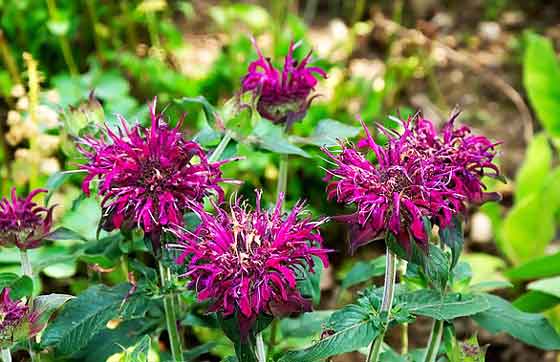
[0,188,54,250]
[241,40,327,125]
[409,112,501,204]
[173,191,329,334]
[78,100,236,248]
[323,119,466,254]
[0,288,38,348]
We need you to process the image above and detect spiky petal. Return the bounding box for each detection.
[241,40,327,125]
[0,188,54,250]
[0,288,39,348]
[78,100,236,248]
[172,190,329,335]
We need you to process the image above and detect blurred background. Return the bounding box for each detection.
[1,1,560,361]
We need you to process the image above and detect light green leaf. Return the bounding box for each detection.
[513,291,560,313]
[473,294,560,350]
[47,19,70,36]
[280,311,334,339]
[523,32,560,139]
[528,276,560,298]
[505,251,560,281]
[175,96,217,127]
[9,276,33,300]
[514,133,552,202]
[469,281,513,293]
[251,120,310,157]
[300,119,361,147]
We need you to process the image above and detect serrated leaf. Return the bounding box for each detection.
[400,290,489,320]
[473,294,560,350]
[32,294,74,328]
[41,283,147,356]
[340,256,386,290]
[251,120,310,157]
[438,216,463,268]
[278,302,380,362]
[523,32,560,138]
[422,245,450,291]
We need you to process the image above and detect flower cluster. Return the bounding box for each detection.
[78,100,236,246]
[242,40,326,125]
[173,191,329,334]
[323,114,500,254]
[0,188,54,250]
[0,288,38,348]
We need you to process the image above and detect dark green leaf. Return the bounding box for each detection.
[296,256,323,305]
[0,273,19,289]
[32,294,74,328]
[278,302,380,362]
[9,276,33,300]
[438,216,464,268]
[472,294,560,350]
[422,245,450,291]
[523,32,560,138]
[41,283,148,355]
[280,311,334,339]
[400,290,489,320]
[175,96,217,127]
[341,256,386,290]
[129,335,150,362]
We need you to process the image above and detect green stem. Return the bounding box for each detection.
[45,0,78,76]
[1,349,11,362]
[146,12,161,49]
[399,260,408,354]
[276,155,288,201]
[208,132,232,163]
[422,320,444,362]
[86,0,104,60]
[20,250,36,362]
[158,261,184,361]
[366,251,398,362]
[256,332,266,362]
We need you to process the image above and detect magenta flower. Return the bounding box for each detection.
[0,288,38,348]
[78,100,236,247]
[241,39,327,125]
[410,113,501,204]
[323,119,466,254]
[0,188,54,250]
[172,190,329,334]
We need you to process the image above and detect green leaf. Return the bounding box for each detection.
[500,192,555,265]
[41,283,147,356]
[278,303,380,362]
[341,256,386,290]
[45,227,87,242]
[513,291,560,313]
[469,281,513,293]
[514,133,552,202]
[280,311,334,339]
[400,290,489,320]
[128,335,150,362]
[184,342,218,362]
[175,96,217,127]
[523,32,560,139]
[301,119,361,147]
[45,172,73,205]
[47,19,70,36]
[438,216,464,268]
[9,276,33,300]
[251,120,310,158]
[472,294,560,350]
[422,245,450,291]
[527,276,560,298]
[219,314,272,362]
[94,72,130,100]
[505,251,560,281]
[0,273,19,289]
[32,294,74,328]
[296,256,323,305]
